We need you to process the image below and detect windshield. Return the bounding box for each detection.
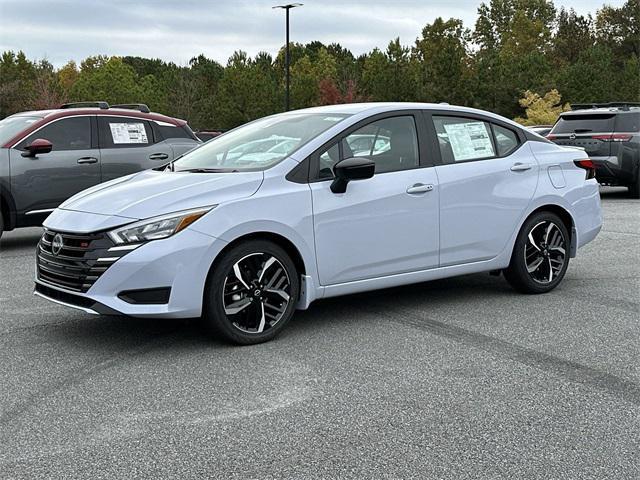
[172,113,350,172]
[0,116,41,146]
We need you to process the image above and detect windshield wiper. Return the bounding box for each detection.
[176,168,239,173]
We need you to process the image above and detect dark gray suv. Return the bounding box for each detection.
[547,103,640,198]
[0,102,200,238]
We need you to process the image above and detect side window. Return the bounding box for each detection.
[317,115,419,179]
[99,117,153,148]
[158,124,193,140]
[433,116,495,163]
[493,124,519,156]
[18,116,91,151]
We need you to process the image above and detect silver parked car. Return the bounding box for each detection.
[0,102,200,238]
[35,103,603,345]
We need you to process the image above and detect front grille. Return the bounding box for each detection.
[36,229,127,293]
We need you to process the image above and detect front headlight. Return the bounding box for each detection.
[108,206,214,245]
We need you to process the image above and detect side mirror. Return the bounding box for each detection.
[22,138,53,157]
[330,157,375,194]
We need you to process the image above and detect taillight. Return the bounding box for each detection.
[574,159,596,179]
[591,134,633,142]
[546,134,556,140]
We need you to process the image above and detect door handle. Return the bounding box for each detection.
[77,157,98,164]
[510,162,533,172]
[406,183,434,194]
[149,153,169,160]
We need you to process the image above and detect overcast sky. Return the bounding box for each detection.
[0,0,624,68]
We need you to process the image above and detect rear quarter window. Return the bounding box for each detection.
[552,114,616,134]
[157,124,195,140]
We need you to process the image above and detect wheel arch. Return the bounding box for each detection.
[202,230,311,312]
[213,231,308,277]
[520,203,577,257]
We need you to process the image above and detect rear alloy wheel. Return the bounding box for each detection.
[504,212,570,294]
[203,240,299,345]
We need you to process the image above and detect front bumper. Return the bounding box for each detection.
[34,224,227,318]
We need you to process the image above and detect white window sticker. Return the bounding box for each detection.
[109,122,148,144]
[443,121,494,161]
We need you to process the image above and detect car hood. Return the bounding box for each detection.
[59,169,264,219]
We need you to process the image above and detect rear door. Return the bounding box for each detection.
[98,116,173,181]
[10,115,101,220]
[427,112,538,266]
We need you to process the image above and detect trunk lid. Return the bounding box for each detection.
[548,113,616,157]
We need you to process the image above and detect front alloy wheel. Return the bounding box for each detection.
[203,240,299,345]
[504,212,570,294]
[222,253,292,334]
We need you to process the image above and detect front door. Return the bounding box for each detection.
[10,115,101,222]
[310,114,439,286]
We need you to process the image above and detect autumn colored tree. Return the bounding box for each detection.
[515,89,569,125]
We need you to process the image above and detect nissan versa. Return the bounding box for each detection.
[34,103,603,345]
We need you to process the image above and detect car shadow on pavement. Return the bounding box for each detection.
[34,271,640,406]
[43,274,500,353]
[40,314,224,353]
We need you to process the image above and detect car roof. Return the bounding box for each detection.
[560,107,640,117]
[3,108,186,148]
[11,107,185,124]
[290,102,526,130]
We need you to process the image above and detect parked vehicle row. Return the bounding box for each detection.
[545,103,640,198]
[0,102,200,238]
[33,103,602,345]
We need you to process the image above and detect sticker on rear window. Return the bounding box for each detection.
[443,121,495,161]
[109,122,148,144]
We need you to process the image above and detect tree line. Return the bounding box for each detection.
[1,0,638,130]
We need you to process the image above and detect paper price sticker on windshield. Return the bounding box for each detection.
[109,122,148,144]
[443,121,494,161]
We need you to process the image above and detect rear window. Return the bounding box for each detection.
[615,113,640,133]
[552,114,616,134]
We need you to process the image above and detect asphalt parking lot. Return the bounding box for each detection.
[0,187,638,479]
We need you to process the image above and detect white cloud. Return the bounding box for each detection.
[0,0,624,67]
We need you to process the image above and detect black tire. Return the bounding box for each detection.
[0,210,4,241]
[628,166,640,199]
[504,212,570,294]
[202,240,299,345]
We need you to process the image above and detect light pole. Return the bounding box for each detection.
[273,3,302,111]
